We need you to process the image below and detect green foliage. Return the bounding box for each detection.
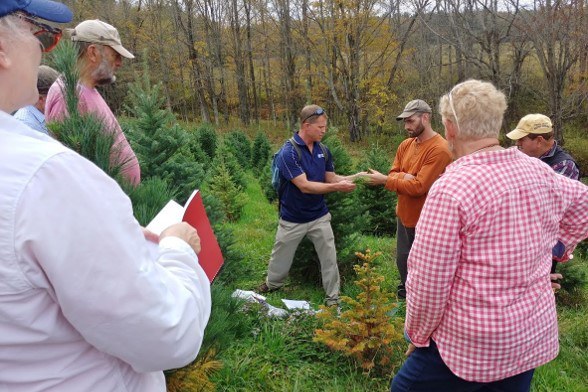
[124,64,207,204]
[251,132,272,175]
[314,250,404,375]
[323,134,369,273]
[195,124,218,162]
[47,39,130,189]
[127,177,177,226]
[200,284,259,354]
[251,132,272,174]
[207,162,245,222]
[563,137,588,177]
[556,261,588,308]
[259,156,278,203]
[355,144,397,236]
[225,130,252,169]
[157,151,206,205]
[209,141,247,190]
[48,40,79,117]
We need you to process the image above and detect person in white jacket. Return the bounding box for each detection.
[0,1,211,391]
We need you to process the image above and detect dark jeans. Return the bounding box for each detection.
[391,341,534,392]
[396,219,416,289]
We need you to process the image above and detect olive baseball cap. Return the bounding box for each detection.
[396,99,432,121]
[70,19,135,59]
[506,114,552,140]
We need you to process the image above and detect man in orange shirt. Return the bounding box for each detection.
[365,100,452,298]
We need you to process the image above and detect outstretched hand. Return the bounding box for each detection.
[363,168,388,186]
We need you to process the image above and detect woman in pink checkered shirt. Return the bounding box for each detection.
[391,79,588,392]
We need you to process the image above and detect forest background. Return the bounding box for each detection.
[61,0,588,146]
[44,0,588,391]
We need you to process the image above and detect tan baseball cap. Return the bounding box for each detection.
[506,114,552,140]
[396,99,432,121]
[70,19,134,59]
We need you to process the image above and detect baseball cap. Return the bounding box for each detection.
[0,0,72,23]
[70,19,135,59]
[506,114,552,140]
[396,99,432,121]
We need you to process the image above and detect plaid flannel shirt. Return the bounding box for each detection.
[405,147,588,382]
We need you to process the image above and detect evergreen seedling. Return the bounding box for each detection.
[314,250,403,375]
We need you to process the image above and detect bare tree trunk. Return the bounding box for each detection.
[259,0,276,123]
[277,0,299,129]
[173,0,210,122]
[230,0,251,125]
[244,0,259,123]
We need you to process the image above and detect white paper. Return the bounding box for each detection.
[232,289,267,303]
[145,200,184,235]
[281,299,311,310]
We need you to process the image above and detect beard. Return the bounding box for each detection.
[407,122,425,138]
[92,58,116,86]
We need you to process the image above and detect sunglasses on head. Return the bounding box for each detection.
[302,107,325,123]
[17,13,63,53]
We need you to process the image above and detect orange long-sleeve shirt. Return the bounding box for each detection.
[385,133,452,228]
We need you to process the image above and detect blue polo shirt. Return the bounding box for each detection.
[277,133,334,223]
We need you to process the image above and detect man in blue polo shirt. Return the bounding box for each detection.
[258,104,361,306]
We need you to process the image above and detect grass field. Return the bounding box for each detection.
[207,171,588,391]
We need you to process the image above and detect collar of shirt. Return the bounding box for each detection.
[30,106,45,124]
[539,141,558,160]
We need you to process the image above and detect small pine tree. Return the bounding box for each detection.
[355,143,397,236]
[251,132,272,174]
[225,130,252,169]
[314,250,403,375]
[124,60,207,204]
[195,124,218,161]
[209,141,247,190]
[207,162,245,222]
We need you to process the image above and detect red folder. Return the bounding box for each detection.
[146,190,224,283]
[182,190,224,283]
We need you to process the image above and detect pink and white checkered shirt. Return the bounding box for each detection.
[405,147,588,383]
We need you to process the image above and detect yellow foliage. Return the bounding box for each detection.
[166,348,223,392]
[314,249,403,375]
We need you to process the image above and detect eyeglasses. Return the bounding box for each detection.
[448,88,461,132]
[18,13,63,53]
[301,107,325,123]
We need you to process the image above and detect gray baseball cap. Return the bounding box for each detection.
[396,99,432,121]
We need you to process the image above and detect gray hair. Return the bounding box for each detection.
[37,65,60,95]
[439,79,507,140]
[0,13,28,40]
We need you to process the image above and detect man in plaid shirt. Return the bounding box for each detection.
[391,80,588,391]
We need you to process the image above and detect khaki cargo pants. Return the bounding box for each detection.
[266,213,340,306]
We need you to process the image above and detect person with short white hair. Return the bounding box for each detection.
[0,1,211,391]
[391,79,588,391]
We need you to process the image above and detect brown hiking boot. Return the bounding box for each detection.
[257,282,278,293]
